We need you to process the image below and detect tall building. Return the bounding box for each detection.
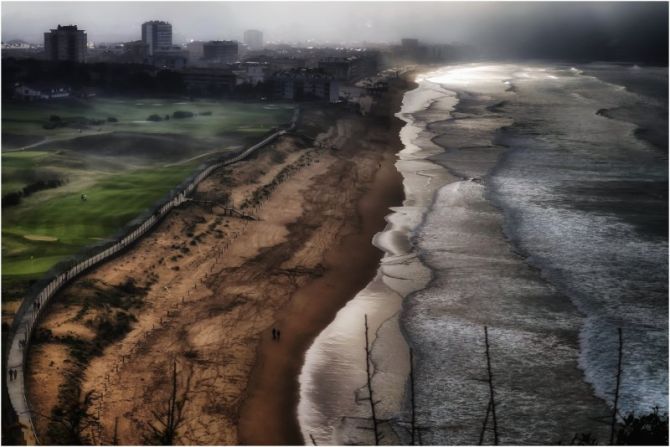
[141,21,172,56]
[203,41,238,64]
[44,25,87,62]
[243,30,263,51]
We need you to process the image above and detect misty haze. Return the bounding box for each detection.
[1,1,668,446]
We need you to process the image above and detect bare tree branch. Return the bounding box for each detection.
[484,326,499,445]
[610,328,623,445]
[144,358,192,445]
[364,314,381,445]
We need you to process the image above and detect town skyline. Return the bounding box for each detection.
[2,1,668,64]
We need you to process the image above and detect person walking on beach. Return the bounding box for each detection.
[272,328,276,340]
[276,329,281,341]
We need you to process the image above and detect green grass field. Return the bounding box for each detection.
[2,97,293,287]
[3,163,196,279]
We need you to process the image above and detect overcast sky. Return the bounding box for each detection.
[2,2,668,62]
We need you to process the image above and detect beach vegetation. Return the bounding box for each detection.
[30,276,153,444]
[44,385,101,445]
[566,409,668,445]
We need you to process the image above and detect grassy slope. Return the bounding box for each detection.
[3,163,197,278]
[2,151,52,193]
[2,98,293,283]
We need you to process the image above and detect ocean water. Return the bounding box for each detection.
[487,65,668,417]
[298,64,668,445]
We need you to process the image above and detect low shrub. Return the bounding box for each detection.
[2,191,22,208]
[2,178,65,208]
[172,110,194,119]
[22,178,64,197]
[616,408,668,445]
[42,121,61,130]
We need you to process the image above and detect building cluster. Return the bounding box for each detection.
[24,20,388,103]
[14,82,72,100]
[9,20,468,105]
[1,39,35,50]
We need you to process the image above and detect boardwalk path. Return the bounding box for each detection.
[6,110,298,444]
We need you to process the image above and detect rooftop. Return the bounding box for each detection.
[205,40,238,46]
[51,25,84,32]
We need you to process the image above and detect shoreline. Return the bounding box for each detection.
[295,73,452,445]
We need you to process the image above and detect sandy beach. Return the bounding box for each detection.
[25,80,410,445]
